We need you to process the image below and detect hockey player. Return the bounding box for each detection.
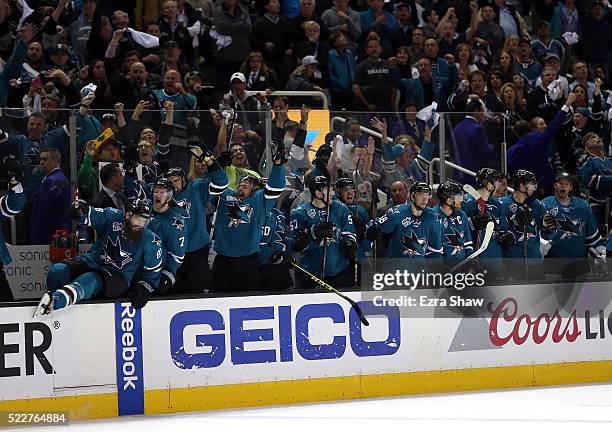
[0,162,26,302]
[335,177,371,284]
[577,132,612,226]
[462,168,513,264]
[147,178,187,294]
[500,170,556,261]
[432,181,473,262]
[34,200,163,317]
[542,172,605,277]
[211,147,285,292]
[289,176,358,289]
[166,155,228,294]
[258,207,292,291]
[365,182,443,259]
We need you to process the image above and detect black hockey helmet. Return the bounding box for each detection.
[309,175,330,196]
[153,177,175,196]
[335,177,355,191]
[511,169,537,189]
[165,167,186,184]
[126,199,153,219]
[475,167,501,189]
[410,181,432,196]
[437,180,462,203]
[238,174,263,192]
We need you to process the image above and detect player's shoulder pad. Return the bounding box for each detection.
[463,193,475,204]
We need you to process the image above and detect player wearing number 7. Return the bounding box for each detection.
[146,178,186,295]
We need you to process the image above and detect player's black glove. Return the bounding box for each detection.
[498,231,515,250]
[514,206,533,231]
[157,269,175,295]
[131,280,154,310]
[201,148,223,173]
[3,158,23,187]
[216,150,233,167]
[470,213,494,231]
[340,238,357,259]
[271,251,286,264]
[353,217,366,241]
[68,199,89,221]
[542,213,557,231]
[273,141,288,165]
[292,231,309,252]
[365,224,383,241]
[311,221,335,241]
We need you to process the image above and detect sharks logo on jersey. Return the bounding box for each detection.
[226,201,254,227]
[24,145,41,166]
[172,217,184,231]
[401,230,426,256]
[100,236,132,269]
[175,199,192,219]
[444,227,464,256]
[555,214,584,239]
[151,232,162,247]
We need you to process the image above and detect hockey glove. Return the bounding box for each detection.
[273,141,288,165]
[69,199,90,221]
[470,213,494,231]
[216,150,234,167]
[4,158,23,187]
[311,221,335,241]
[271,251,285,265]
[341,238,357,259]
[353,217,367,242]
[365,224,383,241]
[157,269,175,295]
[542,213,557,231]
[498,231,515,250]
[292,231,309,252]
[589,246,608,277]
[131,280,154,310]
[514,206,533,231]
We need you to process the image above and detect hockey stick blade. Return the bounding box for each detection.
[291,261,370,326]
[462,184,481,200]
[449,221,494,273]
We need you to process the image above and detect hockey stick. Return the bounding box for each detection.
[449,221,494,273]
[320,179,332,282]
[291,261,369,326]
[463,183,481,201]
[523,226,528,279]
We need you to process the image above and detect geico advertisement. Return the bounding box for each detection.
[0,304,116,401]
[144,293,403,389]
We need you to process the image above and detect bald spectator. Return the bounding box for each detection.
[30,149,71,244]
[154,69,197,128]
[290,0,330,45]
[105,29,160,109]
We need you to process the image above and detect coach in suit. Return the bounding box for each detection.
[90,163,125,211]
[30,149,71,244]
[451,97,499,185]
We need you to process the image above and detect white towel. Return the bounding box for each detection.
[126,28,159,49]
[17,0,33,29]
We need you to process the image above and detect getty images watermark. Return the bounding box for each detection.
[369,270,488,308]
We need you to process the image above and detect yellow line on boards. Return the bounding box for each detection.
[0,392,118,421]
[144,359,612,414]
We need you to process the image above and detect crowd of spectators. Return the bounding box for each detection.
[0,0,607,257]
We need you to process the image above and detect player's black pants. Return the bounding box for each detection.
[213,253,261,293]
[173,246,213,295]
[295,265,355,290]
[0,267,13,302]
[259,262,293,291]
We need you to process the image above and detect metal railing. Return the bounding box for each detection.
[247,91,329,110]
[428,157,476,185]
[330,116,393,144]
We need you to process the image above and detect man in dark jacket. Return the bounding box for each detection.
[30,149,71,245]
[507,94,575,194]
[214,0,253,86]
[90,162,126,211]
